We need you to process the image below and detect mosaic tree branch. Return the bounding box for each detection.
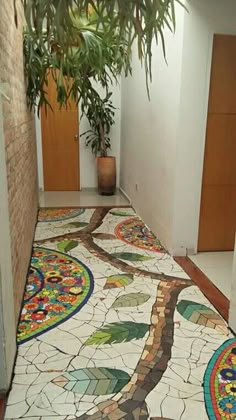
[36,208,110,244]
[80,234,193,284]
[77,279,191,420]
[80,208,110,234]
[36,210,192,283]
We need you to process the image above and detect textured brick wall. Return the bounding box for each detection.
[0,0,38,322]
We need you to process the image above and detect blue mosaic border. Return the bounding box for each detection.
[204,338,236,419]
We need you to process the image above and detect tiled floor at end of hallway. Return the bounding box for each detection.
[39,189,131,208]
[4,207,235,420]
[189,251,234,299]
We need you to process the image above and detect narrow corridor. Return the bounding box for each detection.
[4,207,234,419]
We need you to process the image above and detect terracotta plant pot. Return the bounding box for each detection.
[97,156,116,195]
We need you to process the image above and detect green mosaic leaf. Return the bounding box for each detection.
[85,321,149,346]
[112,293,150,308]
[57,240,79,253]
[110,210,134,216]
[111,252,153,261]
[177,300,228,334]
[60,222,89,229]
[104,273,134,289]
[53,368,130,395]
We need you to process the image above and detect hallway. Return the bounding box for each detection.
[4,207,234,419]
[1,1,236,419]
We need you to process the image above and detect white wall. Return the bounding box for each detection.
[0,88,16,391]
[35,111,44,190]
[120,0,236,254]
[172,0,236,254]
[36,83,121,190]
[120,4,185,250]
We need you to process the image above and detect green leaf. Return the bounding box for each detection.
[57,240,79,253]
[60,222,88,229]
[110,210,134,217]
[52,367,130,395]
[112,293,150,309]
[111,252,154,261]
[177,300,228,334]
[85,321,149,346]
[104,273,133,289]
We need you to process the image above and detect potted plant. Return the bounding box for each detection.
[80,91,117,195]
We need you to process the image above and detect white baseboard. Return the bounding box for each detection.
[168,247,187,257]
[119,187,131,204]
[186,248,197,256]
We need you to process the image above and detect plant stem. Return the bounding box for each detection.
[99,121,107,157]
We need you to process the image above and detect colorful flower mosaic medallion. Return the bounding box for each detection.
[38,207,85,222]
[204,338,236,420]
[17,247,94,344]
[115,217,164,252]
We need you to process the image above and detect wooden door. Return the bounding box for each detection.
[41,71,80,191]
[198,35,236,251]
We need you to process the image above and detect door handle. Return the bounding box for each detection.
[74,134,79,141]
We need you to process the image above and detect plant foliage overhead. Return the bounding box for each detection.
[23,0,182,65]
[23,0,184,111]
[24,12,131,111]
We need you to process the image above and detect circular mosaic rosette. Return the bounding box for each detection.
[17,247,94,345]
[204,338,236,420]
[115,217,164,253]
[38,208,85,222]
[24,267,44,301]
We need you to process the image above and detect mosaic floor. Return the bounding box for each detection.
[5,207,235,420]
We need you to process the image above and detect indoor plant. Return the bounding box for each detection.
[81,91,117,195]
[23,1,183,112]
[22,1,184,192]
[23,10,131,113]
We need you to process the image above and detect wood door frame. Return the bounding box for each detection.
[194,32,215,254]
[36,105,81,192]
